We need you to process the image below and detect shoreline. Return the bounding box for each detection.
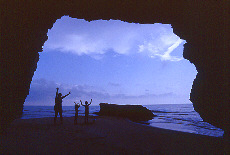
[22,115,224,138]
[1,116,224,154]
[21,105,224,138]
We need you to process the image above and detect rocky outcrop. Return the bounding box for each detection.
[1,1,229,137]
[96,103,155,121]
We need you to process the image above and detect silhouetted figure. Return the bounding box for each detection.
[74,102,80,125]
[80,99,92,124]
[54,88,71,124]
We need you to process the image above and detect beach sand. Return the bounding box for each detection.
[0,116,224,154]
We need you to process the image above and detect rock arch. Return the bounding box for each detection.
[1,1,229,135]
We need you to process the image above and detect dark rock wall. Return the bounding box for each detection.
[1,1,229,133]
[1,1,61,129]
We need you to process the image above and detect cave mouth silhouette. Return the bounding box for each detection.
[25,17,197,107]
[1,1,229,139]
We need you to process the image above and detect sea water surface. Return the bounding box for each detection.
[21,104,224,137]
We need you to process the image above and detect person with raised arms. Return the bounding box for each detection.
[74,102,80,125]
[54,88,71,124]
[80,99,92,124]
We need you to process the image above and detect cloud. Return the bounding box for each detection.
[44,16,184,61]
[107,92,185,105]
[112,92,174,99]
[25,78,181,105]
[138,32,184,61]
[25,79,110,105]
[53,34,107,56]
[161,39,183,61]
[108,82,121,87]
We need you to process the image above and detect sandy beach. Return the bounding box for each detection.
[0,116,224,154]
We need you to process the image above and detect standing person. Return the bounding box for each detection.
[80,99,92,124]
[54,88,71,124]
[74,102,80,125]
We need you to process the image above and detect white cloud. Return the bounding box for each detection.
[138,32,184,61]
[48,34,107,56]
[162,39,183,61]
[44,16,184,61]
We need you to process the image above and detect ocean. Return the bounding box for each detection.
[21,104,224,137]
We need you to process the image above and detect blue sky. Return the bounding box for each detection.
[25,16,197,106]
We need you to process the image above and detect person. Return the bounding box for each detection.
[74,102,80,125]
[54,88,71,124]
[80,99,92,124]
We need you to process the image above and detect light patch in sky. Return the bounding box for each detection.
[44,16,184,61]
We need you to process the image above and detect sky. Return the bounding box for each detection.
[25,16,197,106]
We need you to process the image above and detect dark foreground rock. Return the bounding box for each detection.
[96,103,155,121]
[0,116,224,154]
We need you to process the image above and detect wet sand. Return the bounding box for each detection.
[0,116,224,154]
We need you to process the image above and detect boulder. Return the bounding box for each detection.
[96,103,155,121]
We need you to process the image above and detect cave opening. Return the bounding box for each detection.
[25,16,197,107]
[22,16,225,137]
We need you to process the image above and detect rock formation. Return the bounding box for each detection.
[1,1,229,137]
[96,103,155,121]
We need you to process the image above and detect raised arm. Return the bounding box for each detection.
[62,92,71,99]
[89,99,92,105]
[56,88,59,97]
[74,102,80,106]
[80,100,83,106]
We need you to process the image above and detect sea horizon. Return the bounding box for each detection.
[21,104,224,137]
